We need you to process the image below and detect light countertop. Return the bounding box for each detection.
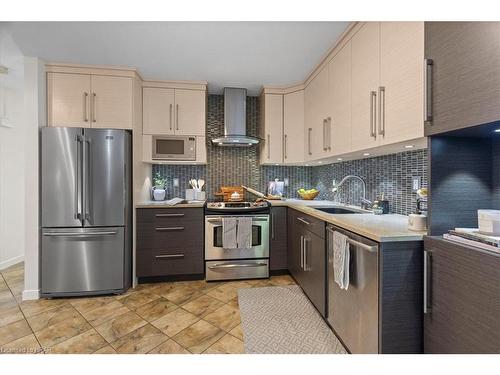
[269,199,426,243]
[136,200,205,209]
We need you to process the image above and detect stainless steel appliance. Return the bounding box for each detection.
[326,224,379,353]
[204,201,270,281]
[41,127,132,297]
[152,135,196,161]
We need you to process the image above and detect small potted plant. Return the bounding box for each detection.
[151,172,167,201]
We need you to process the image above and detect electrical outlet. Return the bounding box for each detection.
[284,178,289,187]
[412,176,421,191]
[173,178,179,187]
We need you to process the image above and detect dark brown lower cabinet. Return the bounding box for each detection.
[136,208,204,280]
[424,237,500,353]
[287,209,326,317]
[270,207,287,272]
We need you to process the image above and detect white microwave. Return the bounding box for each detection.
[152,135,196,161]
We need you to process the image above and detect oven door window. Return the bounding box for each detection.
[213,225,262,248]
[156,139,185,155]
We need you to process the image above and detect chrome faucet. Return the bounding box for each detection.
[332,175,372,209]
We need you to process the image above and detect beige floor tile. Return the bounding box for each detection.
[159,283,205,305]
[173,320,225,354]
[206,282,251,303]
[111,324,168,354]
[148,339,190,354]
[145,282,176,296]
[94,310,148,343]
[269,274,296,286]
[0,275,7,291]
[0,333,42,354]
[0,289,17,309]
[117,290,160,310]
[35,314,91,348]
[0,304,24,328]
[248,279,274,288]
[183,280,221,293]
[93,345,117,354]
[228,324,244,341]
[134,298,178,322]
[48,328,107,354]
[151,308,199,337]
[19,298,68,318]
[70,295,116,314]
[27,303,80,332]
[0,319,33,346]
[81,300,130,326]
[204,304,241,332]
[204,333,245,354]
[227,297,239,309]
[182,294,225,318]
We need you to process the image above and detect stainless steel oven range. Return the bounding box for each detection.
[204,201,270,281]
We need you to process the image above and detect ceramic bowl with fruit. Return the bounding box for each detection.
[297,188,320,200]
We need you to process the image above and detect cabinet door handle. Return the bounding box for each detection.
[83,92,88,122]
[322,118,327,151]
[267,134,270,159]
[424,250,433,314]
[370,91,377,138]
[378,87,385,136]
[424,58,434,123]
[327,117,332,150]
[300,235,304,270]
[303,236,309,271]
[176,104,179,131]
[169,104,173,130]
[155,213,185,218]
[307,128,311,155]
[284,134,288,159]
[92,93,97,123]
[155,226,185,231]
[155,254,184,260]
[271,212,276,240]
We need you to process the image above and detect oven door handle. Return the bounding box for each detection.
[206,217,268,224]
[207,262,268,269]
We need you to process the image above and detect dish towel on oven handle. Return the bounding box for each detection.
[333,231,350,290]
[222,217,238,249]
[237,217,253,249]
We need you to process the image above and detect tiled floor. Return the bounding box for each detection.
[0,262,296,354]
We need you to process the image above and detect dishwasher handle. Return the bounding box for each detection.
[326,226,378,253]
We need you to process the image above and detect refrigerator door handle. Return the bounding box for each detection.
[43,231,118,237]
[84,137,93,224]
[75,135,83,222]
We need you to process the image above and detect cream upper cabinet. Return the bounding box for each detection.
[283,90,305,164]
[90,75,133,129]
[47,70,134,130]
[142,87,206,136]
[143,87,175,135]
[351,22,381,152]
[47,72,92,128]
[304,67,329,161]
[328,41,352,155]
[174,89,206,136]
[379,22,424,145]
[260,93,283,165]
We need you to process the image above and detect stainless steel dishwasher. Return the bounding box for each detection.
[326,224,379,354]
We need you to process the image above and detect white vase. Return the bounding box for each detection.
[152,187,166,201]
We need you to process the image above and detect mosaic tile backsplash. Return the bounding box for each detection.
[152,94,427,216]
[311,149,428,215]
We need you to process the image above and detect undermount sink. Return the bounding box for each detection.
[314,207,363,214]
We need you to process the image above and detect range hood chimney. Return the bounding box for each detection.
[211,87,260,146]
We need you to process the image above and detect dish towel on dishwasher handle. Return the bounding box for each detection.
[237,217,253,249]
[333,231,350,290]
[222,217,238,249]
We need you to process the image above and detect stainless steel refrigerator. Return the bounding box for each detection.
[40,127,132,297]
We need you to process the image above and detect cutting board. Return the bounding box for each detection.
[214,186,244,202]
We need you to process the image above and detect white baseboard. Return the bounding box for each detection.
[0,255,24,271]
[22,289,40,300]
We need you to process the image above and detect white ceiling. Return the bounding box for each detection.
[3,22,349,95]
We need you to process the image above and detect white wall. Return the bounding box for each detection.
[0,31,26,270]
[0,28,45,300]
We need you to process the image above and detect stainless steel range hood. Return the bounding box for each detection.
[211,87,260,146]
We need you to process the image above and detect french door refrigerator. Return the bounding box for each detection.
[41,127,132,297]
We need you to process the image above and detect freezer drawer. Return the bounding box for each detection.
[205,259,269,281]
[41,227,125,296]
